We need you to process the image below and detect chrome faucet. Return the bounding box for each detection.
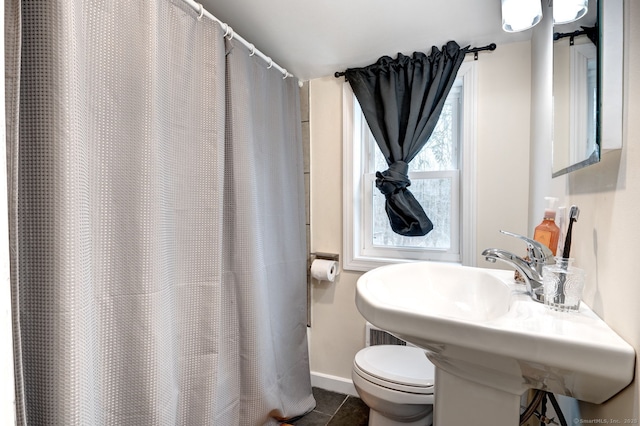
[482,230,555,302]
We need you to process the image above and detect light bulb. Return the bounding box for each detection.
[501,0,543,32]
[553,0,589,24]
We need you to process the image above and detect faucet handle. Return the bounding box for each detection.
[499,230,554,263]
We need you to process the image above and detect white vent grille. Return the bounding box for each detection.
[365,322,415,348]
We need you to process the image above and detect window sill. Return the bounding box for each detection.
[343,254,462,273]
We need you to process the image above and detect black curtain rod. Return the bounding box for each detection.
[334,43,497,78]
[468,42,497,58]
[553,25,597,46]
[554,29,588,40]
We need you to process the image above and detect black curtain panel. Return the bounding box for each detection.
[345,41,468,237]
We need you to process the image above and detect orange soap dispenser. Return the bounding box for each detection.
[534,197,561,255]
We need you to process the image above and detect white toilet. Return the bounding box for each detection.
[352,345,436,426]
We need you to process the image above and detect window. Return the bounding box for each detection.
[343,62,477,271]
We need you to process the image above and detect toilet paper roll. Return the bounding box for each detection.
[311,259,338,282]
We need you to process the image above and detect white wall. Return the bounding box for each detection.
[529,0,558,232]
[549,0,640,420]
[308,41,533,383]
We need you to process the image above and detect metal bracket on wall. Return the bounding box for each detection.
[310,252,339,263]
[307,253,339,328]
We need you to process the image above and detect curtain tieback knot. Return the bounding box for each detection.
[375,161,410,196]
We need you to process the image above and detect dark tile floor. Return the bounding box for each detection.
[283,387,369,426]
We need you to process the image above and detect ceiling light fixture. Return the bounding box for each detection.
[501,0,543,32]
[553,0,588,24]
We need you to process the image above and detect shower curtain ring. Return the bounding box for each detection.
[224,26,235,40]
[249,44,256,56]
[282,70,288,79]
[197,3,204,20]
[267,58,273,69]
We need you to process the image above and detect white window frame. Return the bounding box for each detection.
[343,61,477,272]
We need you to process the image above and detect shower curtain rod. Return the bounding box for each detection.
[182,0,295,80]
[333,43,497,78]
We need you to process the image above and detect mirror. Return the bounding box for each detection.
[552,0,599,177]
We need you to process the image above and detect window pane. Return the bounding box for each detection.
[372,102,456,173]
[372,178,452,249]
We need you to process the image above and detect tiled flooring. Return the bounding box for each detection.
[283,387,369,426]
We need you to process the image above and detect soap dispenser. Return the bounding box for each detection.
[534,197,561,255]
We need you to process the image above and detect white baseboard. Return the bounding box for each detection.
[310,371,358,397]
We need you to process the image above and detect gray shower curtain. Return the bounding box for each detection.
[6,0,314,424]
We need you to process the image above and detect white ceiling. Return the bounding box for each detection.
[199,0,535,81]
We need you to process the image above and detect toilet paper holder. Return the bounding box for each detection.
[310,252,339,263]
[309,252,340,281]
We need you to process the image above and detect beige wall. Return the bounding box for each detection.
[309,77,364,380]
[476,41,533,257]
[552,0,640,419]
[308,41,533,381]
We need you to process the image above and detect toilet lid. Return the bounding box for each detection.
[354,345,435,390]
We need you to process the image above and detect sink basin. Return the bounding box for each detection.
[356,262,635,423]
[359,262,511,322]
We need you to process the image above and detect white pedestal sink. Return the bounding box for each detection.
[355,262,635,425]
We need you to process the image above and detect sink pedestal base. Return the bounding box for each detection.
[434,368,520,426]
